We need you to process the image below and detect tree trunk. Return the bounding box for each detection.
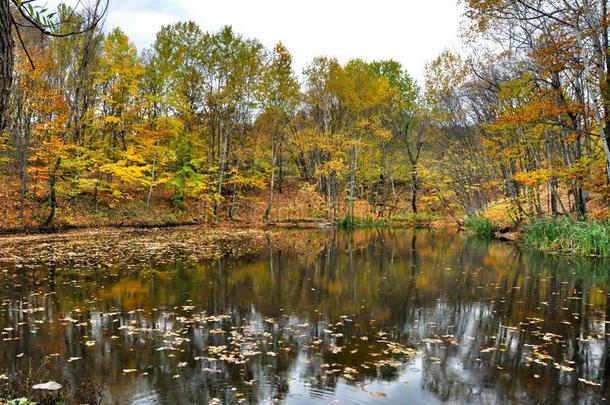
[228,157,240,220]
[263,142,276,222]
[43,158,61,228]
[348,146,357,221]
[278,144,284,194]
[602,0,610,184]
[145,140,159,210]
[68,27,98,144]
[0,0,13,132]
[411,168,418,214]
[214,130,229,216]
[549,178,558,217]
[18,121,29,221]
[404,121,424,216]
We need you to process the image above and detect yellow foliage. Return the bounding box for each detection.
[513,169,552,186]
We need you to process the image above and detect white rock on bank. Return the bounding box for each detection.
[32,381,62,391]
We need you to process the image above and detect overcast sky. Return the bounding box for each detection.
[48,0,464,83]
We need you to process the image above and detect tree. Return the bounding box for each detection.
[261,42,300,222]
[463,0,610,189]
[0,0,13,131]
[8,44,70,226]
[424,51,497,217]
[0,0,108,132]
[369,60,420,213]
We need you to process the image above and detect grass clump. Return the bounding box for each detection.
[339,215,381,229]
[339,214,357,229]
[464,216,494,239]
[523,218,610,257]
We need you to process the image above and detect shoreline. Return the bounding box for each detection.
[0,216,457,239]
[5,220,605,261]
[0,220,205,237]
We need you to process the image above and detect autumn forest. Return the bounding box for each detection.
[1,1,610,239]
[4,1,610,404]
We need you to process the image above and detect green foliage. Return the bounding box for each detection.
[6,399,36,405]
[464,216,494,239]
[523,219,610,257]
[339,214,357,229]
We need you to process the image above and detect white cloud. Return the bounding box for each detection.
[46,0,464,83]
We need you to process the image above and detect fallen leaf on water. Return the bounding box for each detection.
[578,378,601,387]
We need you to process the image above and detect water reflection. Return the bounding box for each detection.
[1,229,610,404]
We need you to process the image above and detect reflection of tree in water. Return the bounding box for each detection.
[0,229,610,403]
[413,243,609,404]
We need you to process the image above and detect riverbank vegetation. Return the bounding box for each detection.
[463,216,494,239]
[523,219,610,257]
[3,1,610,249]
[465,215,610,257]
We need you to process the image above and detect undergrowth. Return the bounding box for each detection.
[338,213,437,229]
[464,216,494,239]
[523,218,610,257]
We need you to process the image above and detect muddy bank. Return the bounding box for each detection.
[0,225,276,270]
[494,229,524,243]
[0,218,461,271]
[0,220,205,236]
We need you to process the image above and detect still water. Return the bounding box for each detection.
[1,228,610,404]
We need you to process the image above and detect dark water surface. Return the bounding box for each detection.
[1,229,610,404]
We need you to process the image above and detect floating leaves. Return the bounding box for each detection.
[0,228,609,405]
[578,378,601,387]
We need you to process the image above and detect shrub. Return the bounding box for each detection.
[340,214,392,229]
[338,214,358,229]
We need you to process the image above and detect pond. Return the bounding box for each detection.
[1,228,610,404]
